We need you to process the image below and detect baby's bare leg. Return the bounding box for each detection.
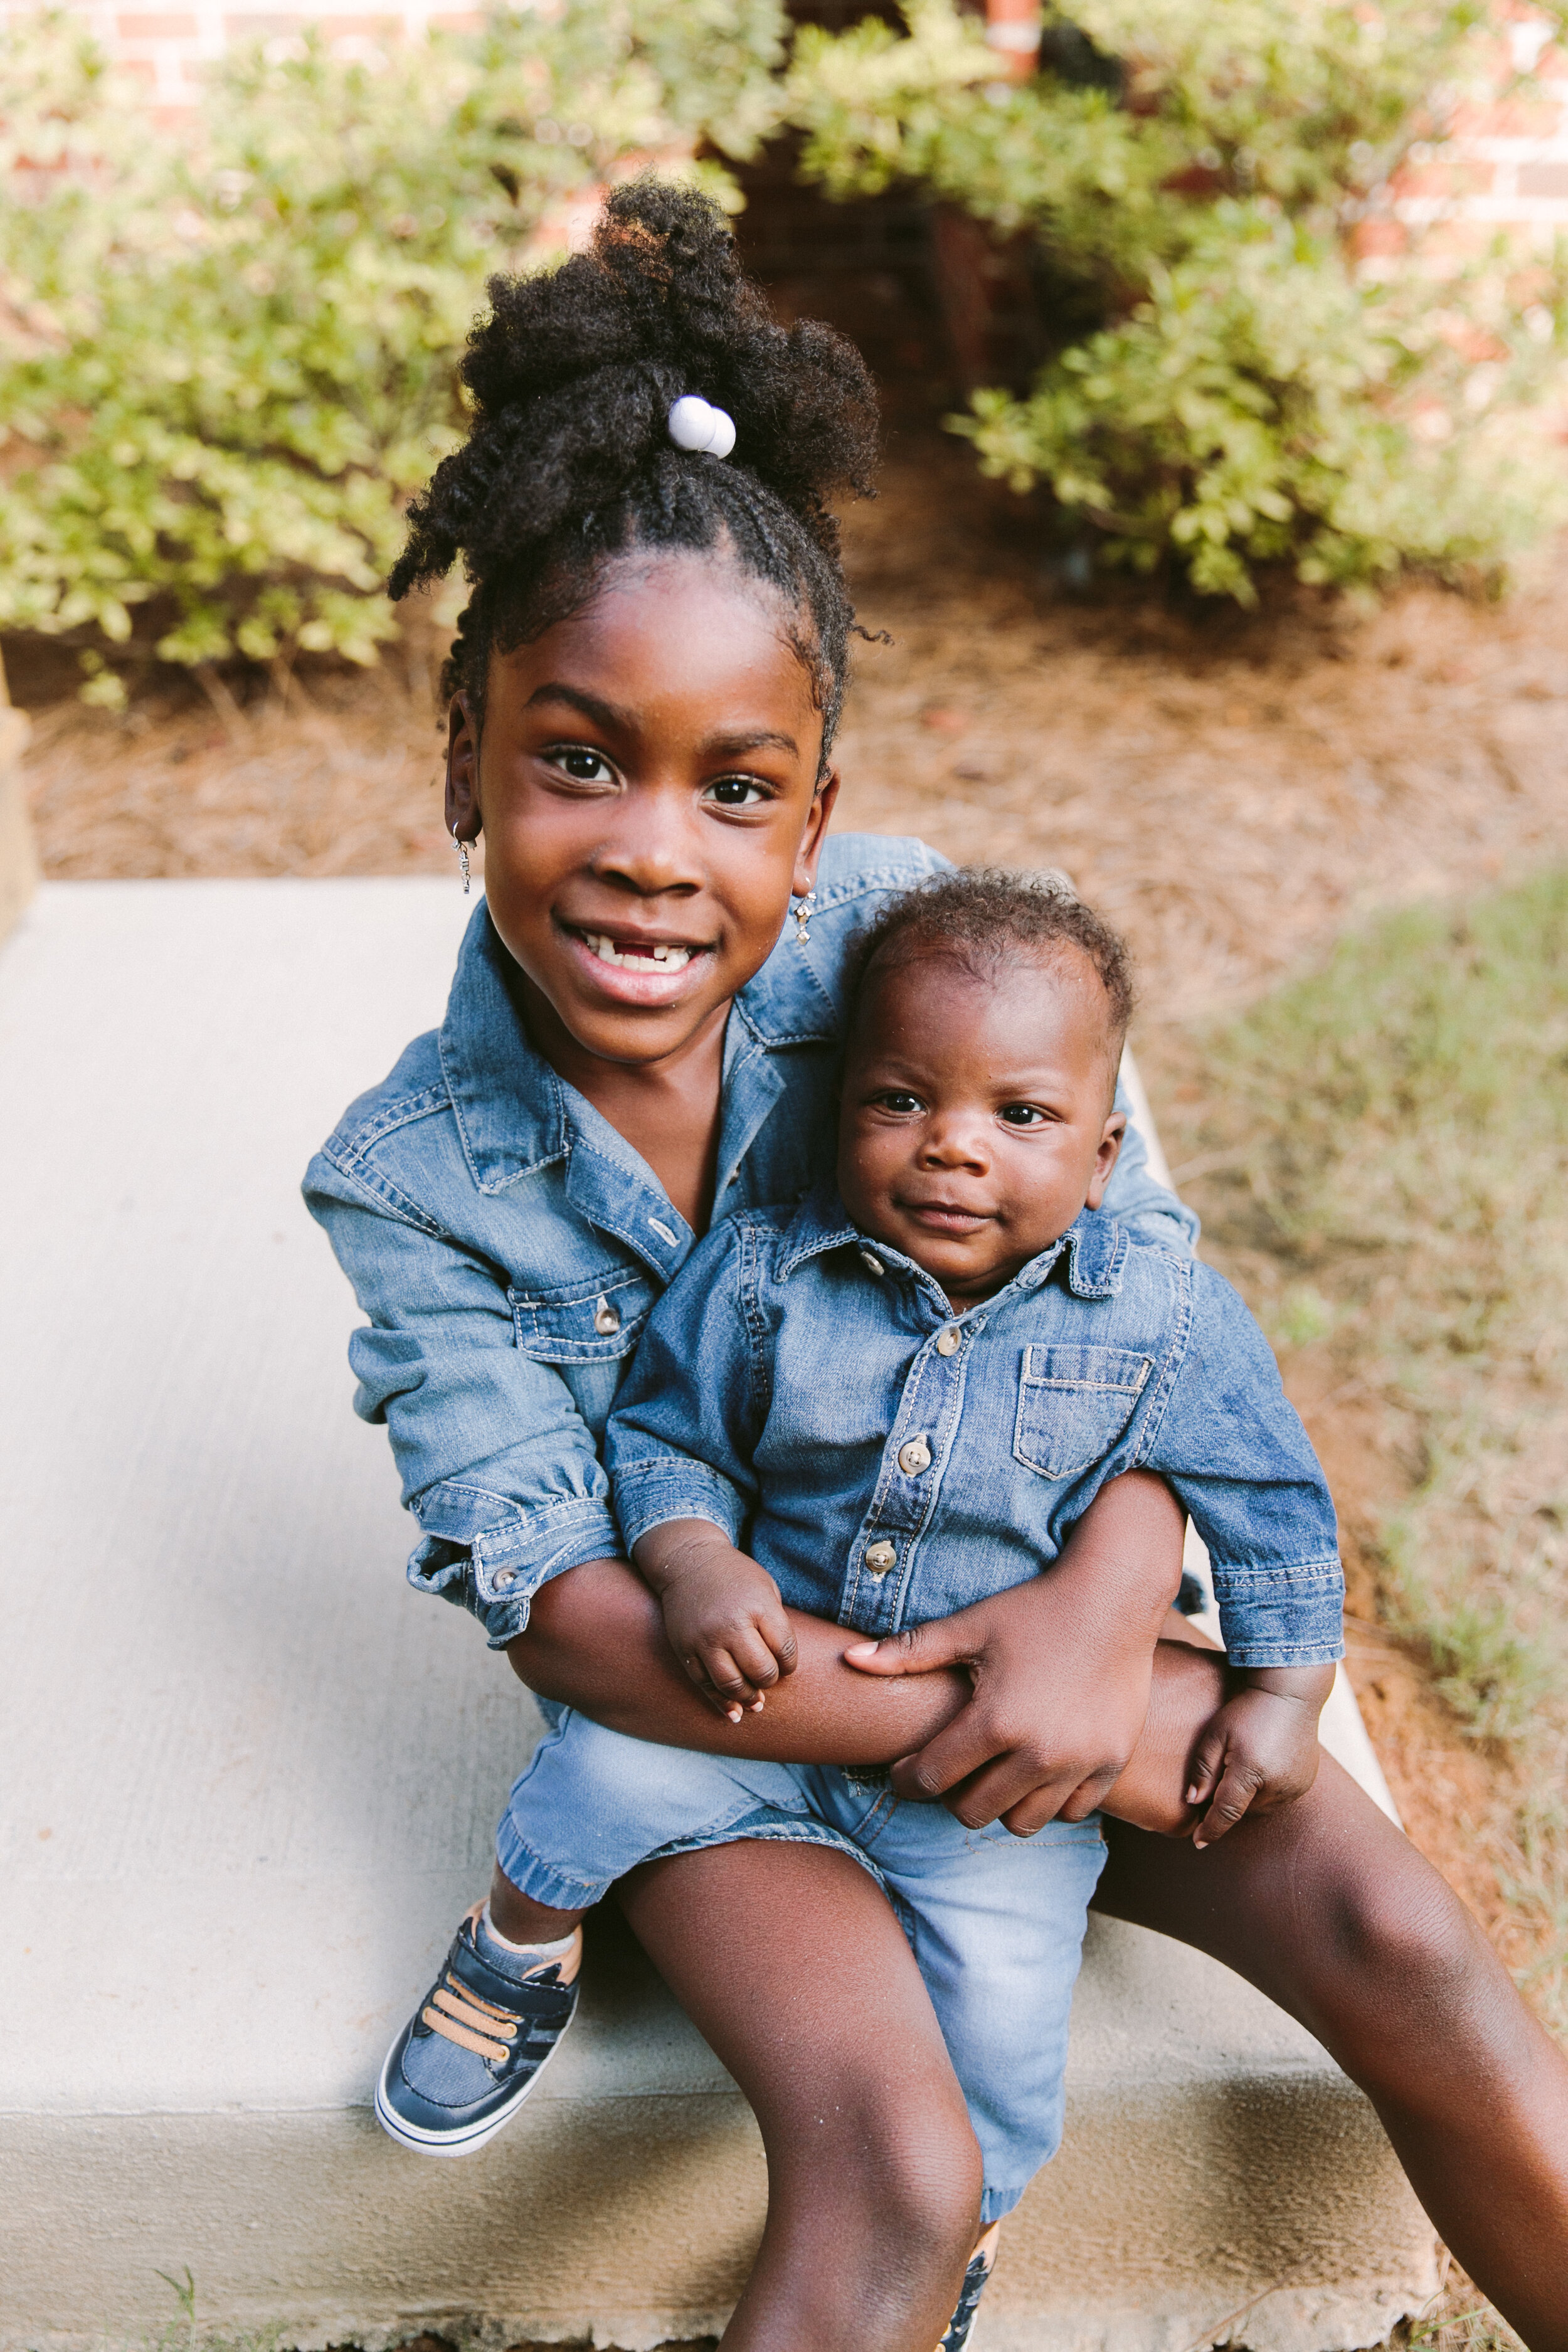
[488,1870,585,1945]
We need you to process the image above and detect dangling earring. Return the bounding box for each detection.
[452,824,471,895]
[792,889,815,946]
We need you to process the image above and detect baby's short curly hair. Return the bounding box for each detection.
[390,179,879,765]
[849,868,1136,1069]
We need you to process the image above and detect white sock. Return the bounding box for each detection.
[480,1900,578,1957]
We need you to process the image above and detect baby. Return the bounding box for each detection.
[378,872,1343,2244]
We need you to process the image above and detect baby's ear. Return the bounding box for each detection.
[1085,1109,1127,1210]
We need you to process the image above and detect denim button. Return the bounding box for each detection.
[593,1296,622,1335]
[936,1325,961,1356]
[865,1539,896,1575]
[493,1569,517,1590]
[898,1436,931,1476]
[859,1250,885,1278]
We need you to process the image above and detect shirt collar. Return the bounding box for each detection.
[779,1185,1128,1300]
[731,926,840,1046]
[437,898,841,1198]
[436,902,568,1194]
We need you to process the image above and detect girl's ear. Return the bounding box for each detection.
[445,692,482,842]
[792,765,841,899]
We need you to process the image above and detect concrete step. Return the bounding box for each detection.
[0,882,1438,2352]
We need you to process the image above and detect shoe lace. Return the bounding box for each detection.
[421,1971,521,2065]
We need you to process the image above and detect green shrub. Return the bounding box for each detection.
[0,4,786,692]
[8,0,1568,680]
[785,0,1568,602]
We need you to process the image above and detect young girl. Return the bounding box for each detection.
[307,182,1568,2352]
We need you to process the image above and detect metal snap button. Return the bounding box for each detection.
[935,1325,961,1357]
[593,1297,622,1335]
[493,1569,517,1590]
[864,1539,896,1576]
[897,1436,932,1476]
[859,1249,885,1278]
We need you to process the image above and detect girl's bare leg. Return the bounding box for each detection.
[1097,1680,1568,2351]
[618,1839,983,2352]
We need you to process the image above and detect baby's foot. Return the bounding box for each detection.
[374,1900,582,2156]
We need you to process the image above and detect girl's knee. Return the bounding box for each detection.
[813,2072,983,2255]
[1316,1850,1517,2085]
[1332,1860,1486,1997]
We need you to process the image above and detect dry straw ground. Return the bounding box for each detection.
[21,430,1568,1028]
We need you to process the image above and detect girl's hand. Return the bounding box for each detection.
[1184,1665,1336,1848]
[841,1470,1186,1836]
[843,1575,1158,1835]
[634,1520,798,1722]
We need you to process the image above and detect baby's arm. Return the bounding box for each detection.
[1182,1663,1335,1846]
[634,1518,798,1720]
[1146,1262,1345,1843]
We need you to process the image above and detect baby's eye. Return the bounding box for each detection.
[875,1091,926,1116]
[545,744,617,785]
[999,1104,1048,1127]
[704,775,770,808]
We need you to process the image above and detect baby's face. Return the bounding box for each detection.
[837,946,1126,1306]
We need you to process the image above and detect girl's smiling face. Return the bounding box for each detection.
[445,549,837,1069]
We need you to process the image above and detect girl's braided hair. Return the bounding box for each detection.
[389,179,880,764]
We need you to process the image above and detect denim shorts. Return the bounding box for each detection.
[497,1710,1106,2220]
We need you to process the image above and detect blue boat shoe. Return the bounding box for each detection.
[375,1902,581,2157]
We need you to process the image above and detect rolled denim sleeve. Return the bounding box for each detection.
[305,1152,620,1648]
[1139,1265,1344,1668]
[605,1221,760,1556]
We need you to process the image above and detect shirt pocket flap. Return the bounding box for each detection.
[1014,1342,1153,1481]
[509,1269,653,1363]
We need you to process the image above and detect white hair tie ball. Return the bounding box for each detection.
[667,394,736,460]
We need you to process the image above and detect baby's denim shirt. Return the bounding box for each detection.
[606,1189,1344,1670]
[304,834,1199,1648]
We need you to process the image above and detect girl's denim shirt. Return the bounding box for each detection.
[606,1189,1344,1671]
[304,834,1198,1648]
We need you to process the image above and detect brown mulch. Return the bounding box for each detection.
[16,430,1568,1039]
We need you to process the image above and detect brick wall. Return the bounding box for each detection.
[1387,9,1568,253]
[0,0,488,114]
[6,1,1567,257]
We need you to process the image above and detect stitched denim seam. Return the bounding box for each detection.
[327,1082,450,1162]
[1127,1251,1195,1469]
[318,1148,446,1238]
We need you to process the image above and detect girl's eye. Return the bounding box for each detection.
[704,776,770,808]
[999,1104,1048,1127]
[546,745,617,785]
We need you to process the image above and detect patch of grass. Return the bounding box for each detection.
[1398,2266,1528,2350]
[1160,867,1568,2027]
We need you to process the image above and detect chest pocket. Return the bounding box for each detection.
[1014,1343,1154,1480]
[509,1268,654,1364]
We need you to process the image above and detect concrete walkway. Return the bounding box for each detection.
[0,881,1437,2352]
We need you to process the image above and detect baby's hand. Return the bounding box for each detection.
[633,1520,798,1722]
[1186,1665,1335,1849]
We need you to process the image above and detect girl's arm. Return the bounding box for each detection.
[511,1553,970,1767]
[508,1469,1190,1814]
